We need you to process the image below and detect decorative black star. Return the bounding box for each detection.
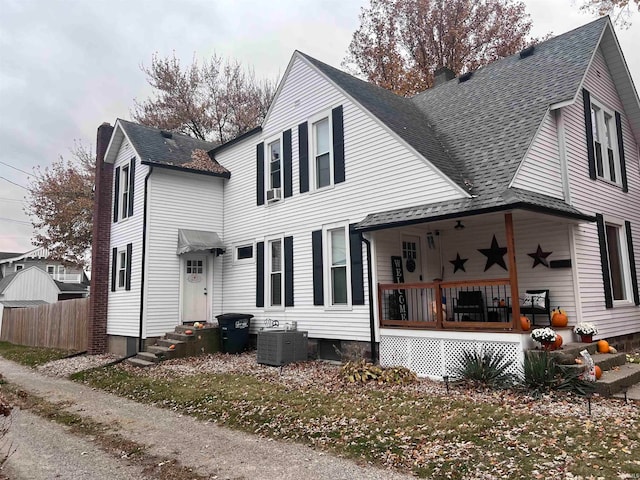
[478,235,508,272]
[528,244,552,268]
[449,253,468,273]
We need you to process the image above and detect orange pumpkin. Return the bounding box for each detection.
[551,307,568,328]
[169,344,176,350]
[185,329,194,335]
[520,316,531,331]
[597,340,609,353]
[594,365,602,380]
[553,334,563,350]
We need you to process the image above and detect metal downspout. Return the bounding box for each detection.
[361,235,378,364]
[138,166,153,352]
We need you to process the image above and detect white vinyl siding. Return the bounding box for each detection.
[216,55,464,341]
[563,46,640,338]
[143,169,224,338]
[107,139,147,338]
[511,109,564,199]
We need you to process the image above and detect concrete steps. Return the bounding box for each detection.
[530,341,640,397]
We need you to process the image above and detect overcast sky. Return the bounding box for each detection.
[1,0,638,253]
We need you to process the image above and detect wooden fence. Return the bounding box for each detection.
[0,298,89,351]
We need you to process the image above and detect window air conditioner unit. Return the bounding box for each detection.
[266,188,282,203]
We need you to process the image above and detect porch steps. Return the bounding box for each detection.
[126,324,220,367]
[531,342,640,397]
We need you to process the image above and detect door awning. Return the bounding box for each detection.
[177,229,225,255]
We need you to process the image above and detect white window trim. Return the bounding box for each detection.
[322,222,352,310]
[116,247,128,290]
[265,235,285,310]
[309,110,334,191]
[590,97,621,186]
[233,243,255,264]
[46,265,55,275]
[264,133,283,202]
[603,215,633,306]
[119,161,132,221]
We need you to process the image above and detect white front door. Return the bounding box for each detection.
[182,254,208,322]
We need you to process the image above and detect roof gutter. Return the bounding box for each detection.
[138,166,153,352]
[140,161,231,179]
[355,203,596,233]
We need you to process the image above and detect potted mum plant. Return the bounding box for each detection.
[573,323,598,343]
[531,327,557,351]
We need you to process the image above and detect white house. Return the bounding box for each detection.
[91,17,640,375]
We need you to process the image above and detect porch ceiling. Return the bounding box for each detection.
[354,188,595,232]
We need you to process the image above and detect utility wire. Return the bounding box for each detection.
[0,217,31,225]
[0,176,28,190]
[0,197,26,203]
[0,160,31,176]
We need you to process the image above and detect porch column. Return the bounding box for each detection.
[505,213,521,331]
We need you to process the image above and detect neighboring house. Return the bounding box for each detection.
[0,266,88,304]
[0,247,89,286]
[90,17,640,375]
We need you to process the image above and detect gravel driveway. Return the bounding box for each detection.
[0,358,414,480]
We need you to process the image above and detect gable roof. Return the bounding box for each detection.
[410,16,608,200]
[297,52,472,194]
[106,119,231,178]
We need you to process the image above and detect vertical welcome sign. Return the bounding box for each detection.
[391,256,408,321]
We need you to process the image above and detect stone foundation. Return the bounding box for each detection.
[603,332,640,352]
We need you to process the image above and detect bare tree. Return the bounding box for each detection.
[580,0,638,27]
[343,0,534,96]
[132,53,277,144]
[26,142,94,267]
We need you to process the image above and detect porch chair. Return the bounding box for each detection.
[453,290,485,322]
[519,289,551,326]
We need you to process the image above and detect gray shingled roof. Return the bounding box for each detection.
[0,272,17,293]
[0,252,23,261]
[54,280,88,292]
[118,119,231,178]
[302,18,608,230]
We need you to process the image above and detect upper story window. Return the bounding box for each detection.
[591,100,620,184]
[114,159,135,222]
[268,139,281,190]
[312,116,332,189]
[47,265,55,275]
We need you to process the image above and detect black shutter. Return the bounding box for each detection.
[125,243,132,291]
[625,221,640,305]
[349,225,364,305]
[312,230,324,305]
[582,89,597,180]
[111,247,117,292]
[596,214,613,308]
[332,105,345,184]
[615,112,628,192]
[283,129,293,198]
[284,236,294,306]
[256,143,265,206]
[298,123,309,193]
[256,241,264,307]
[128,160,135,217]
[113,166,120,222]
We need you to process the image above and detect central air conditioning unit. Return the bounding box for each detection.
[257,329,308,366]
[266,188,282,203]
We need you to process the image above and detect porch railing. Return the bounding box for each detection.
[378,279,522,331]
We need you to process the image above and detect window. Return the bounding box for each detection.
[117,249,128,289]
[267,138,281,190]
[268,239,282,307]
[235,245,254,261]
[186,259,203,275]
[120,164,131,220]
[15,264,24,272]
[312,116,332,189]
[47,265,55,275]
[329,228,348,304]
[604,221,630,302]
[590,99,620,184]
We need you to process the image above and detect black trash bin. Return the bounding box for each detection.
[216,313,253,353]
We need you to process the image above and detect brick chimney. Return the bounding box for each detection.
[88,122,114,354]
[434,67,455,87]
